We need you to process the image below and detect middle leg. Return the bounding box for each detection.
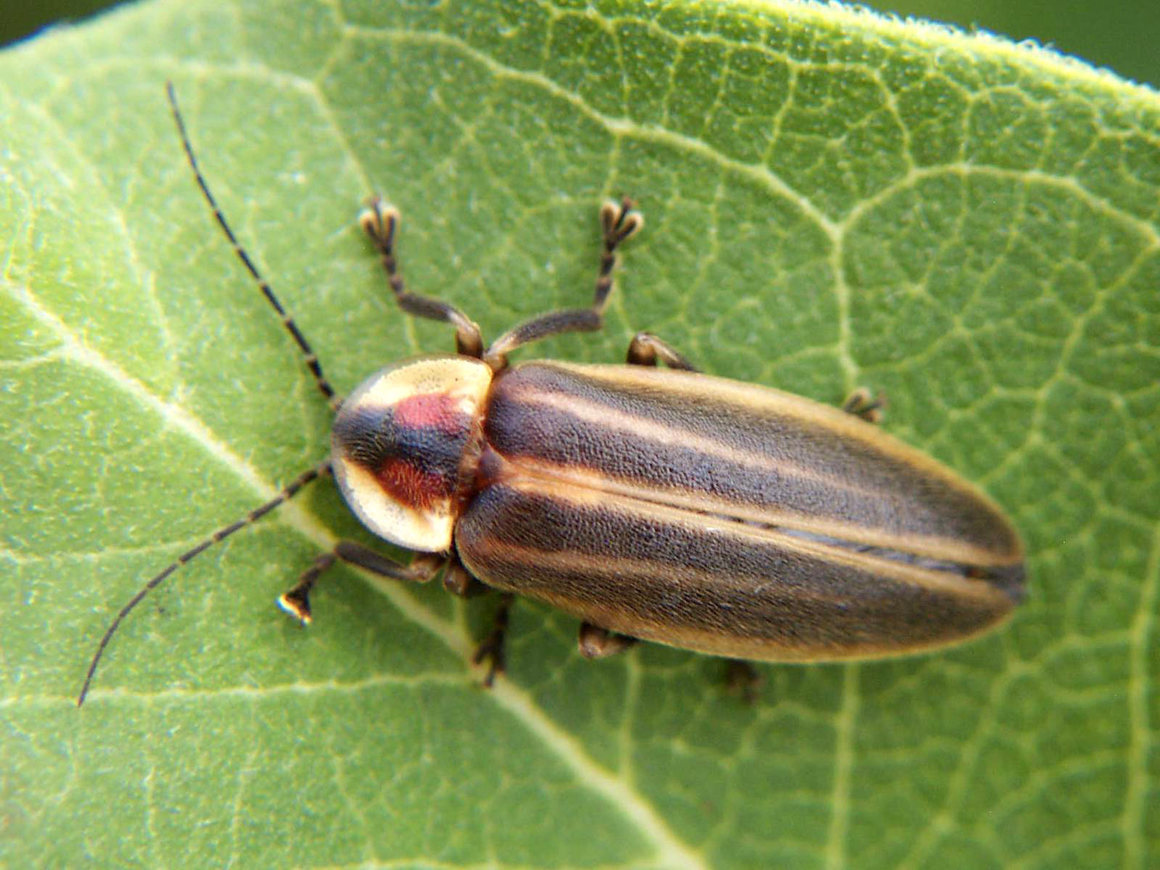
[471,593,516,687]
[626,332,698,370]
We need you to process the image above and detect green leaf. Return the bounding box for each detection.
[2,0,1157,867]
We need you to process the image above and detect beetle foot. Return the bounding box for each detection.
[358,195,400,250]
[578,623,638,658]
[625,332,699,371]
[471,593,514,687]
[277,551,339,625]
[842,388,887,424]
[277,587,312,624]
[471,635,505,687]
[600,196,644,247]
[724,660,763,704]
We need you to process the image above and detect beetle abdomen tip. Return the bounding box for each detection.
[989,562,1027,605]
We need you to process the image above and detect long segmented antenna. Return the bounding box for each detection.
[165,81,340,410]
[78,86,346,706]
[77,463,331,706]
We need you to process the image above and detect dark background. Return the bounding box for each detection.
[4,0,1159,89]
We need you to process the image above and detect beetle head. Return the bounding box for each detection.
[331,356,493,551]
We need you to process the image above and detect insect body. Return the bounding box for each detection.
[77,85,1025,705]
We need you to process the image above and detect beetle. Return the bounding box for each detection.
[77,85,1025,705]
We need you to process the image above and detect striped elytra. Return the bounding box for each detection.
[77,85,1025,705]
[453,362,1023,662]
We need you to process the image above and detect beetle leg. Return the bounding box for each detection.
[626,332,699,371]
[277,542,445,624]
[842,388,887,424]
[724,660,763,704]
[577,623,639,659]
[471,593,515,686]
[442,555,489,597]
[359,196,485,357]
[483,198,643,369]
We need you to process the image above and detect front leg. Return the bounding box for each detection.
[483,198,643,369]
[277,541,445,624]
[359,196,484,357]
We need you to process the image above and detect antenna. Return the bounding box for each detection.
[77,464,330,705]
[166,82,339,410]
[78,85,343,706]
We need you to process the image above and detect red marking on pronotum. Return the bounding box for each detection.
[394,393,469,435]
[375,457,452,510]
